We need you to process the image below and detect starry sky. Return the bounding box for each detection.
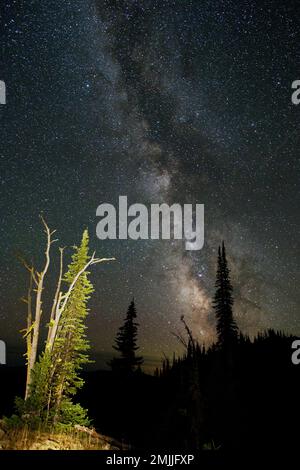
[1,0,299,370]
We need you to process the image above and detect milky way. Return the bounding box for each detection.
[1,0,299,368]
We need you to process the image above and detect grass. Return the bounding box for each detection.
[0,425,114,450]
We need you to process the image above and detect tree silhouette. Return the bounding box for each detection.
[213,242,238,348]
[110,299,143,374]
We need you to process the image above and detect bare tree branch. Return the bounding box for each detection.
[47,255,116,353]
[18,256,39,287]
[171,331,188,349]
[180,315,196,351]
[171,316,195,351]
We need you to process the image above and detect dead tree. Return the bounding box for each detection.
[20,217,57,398]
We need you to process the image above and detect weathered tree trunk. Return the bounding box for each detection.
[25,217,56,399]
[46,247,64,346]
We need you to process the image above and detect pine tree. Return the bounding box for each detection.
[49,229,94,424]
[110,299,143,374]
[213,242,238,348]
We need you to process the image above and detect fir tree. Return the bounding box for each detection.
[110,299,143,374]
[213,242,238,348]
[49,229,94,423]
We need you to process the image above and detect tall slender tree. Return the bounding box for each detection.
[110,299,143,374]
[213,242,238,348]
[49,229,94,423]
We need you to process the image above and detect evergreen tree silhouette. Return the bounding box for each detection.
[213,242,238,348]
[110,299,143,374]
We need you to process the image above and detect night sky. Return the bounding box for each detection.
[1,0,299,370]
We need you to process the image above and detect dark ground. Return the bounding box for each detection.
[0,332,299,452]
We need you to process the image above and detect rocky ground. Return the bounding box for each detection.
[0,422,122,450]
